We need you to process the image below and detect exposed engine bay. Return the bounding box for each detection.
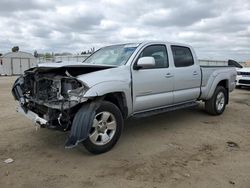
[12,65,113,131]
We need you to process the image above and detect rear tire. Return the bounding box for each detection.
[205,86,227,115]
[83,101,123,154]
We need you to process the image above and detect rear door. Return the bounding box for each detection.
[132,44,174,112]
[171,46,201,103]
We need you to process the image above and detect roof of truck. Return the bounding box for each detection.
[140,41,192,47]
[103,41,193,49]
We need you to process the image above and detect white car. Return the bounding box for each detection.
[236,67,250,87]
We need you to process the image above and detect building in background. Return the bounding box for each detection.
[0,51,37,75]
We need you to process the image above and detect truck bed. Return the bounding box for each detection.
[201,66,236,87]
[199,66,236,100]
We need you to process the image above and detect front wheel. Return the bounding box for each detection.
[205,86,227,115]
[83,101,123,154]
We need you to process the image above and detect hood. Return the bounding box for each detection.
[37,61,116,69]
[24,61,130,88]
[26,61,117,76]
[237,67,250,72]
[38,61,84,67]
[76,65,131,87]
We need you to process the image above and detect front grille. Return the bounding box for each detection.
[237,72,250,76]
[239,80,250,84]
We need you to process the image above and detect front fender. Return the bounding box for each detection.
[83,81,133,115]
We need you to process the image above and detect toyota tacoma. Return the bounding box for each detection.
[12,42,237,154]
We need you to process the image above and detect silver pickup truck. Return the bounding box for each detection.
[12,42,236,154]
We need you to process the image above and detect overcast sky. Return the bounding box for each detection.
[0,0,250,61]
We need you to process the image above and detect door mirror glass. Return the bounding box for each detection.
[136,57,156,69]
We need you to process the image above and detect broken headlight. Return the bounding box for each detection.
[61,78,87,99]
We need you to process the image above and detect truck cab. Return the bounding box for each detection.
[130,42,201,112]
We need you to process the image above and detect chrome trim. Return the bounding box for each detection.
[16,105,48,125]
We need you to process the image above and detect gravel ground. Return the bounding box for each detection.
[0,76,250,188]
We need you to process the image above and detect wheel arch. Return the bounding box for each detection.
[205,76,230,102]
[217,80,229,104]
[102,92,128,119]
[83,81,132,117]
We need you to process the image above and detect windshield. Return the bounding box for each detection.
[83,44,139,66]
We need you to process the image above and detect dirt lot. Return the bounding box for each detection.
[0,76,250,188]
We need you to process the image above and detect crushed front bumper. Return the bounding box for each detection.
[16,105,48,126]
[12,76,88,131]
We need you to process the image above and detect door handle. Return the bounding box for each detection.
[165,73,173,78]
[193,71,198,75]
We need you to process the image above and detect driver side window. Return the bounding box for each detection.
[139,45,169,69]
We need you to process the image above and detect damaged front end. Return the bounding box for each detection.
[12,68,88,131]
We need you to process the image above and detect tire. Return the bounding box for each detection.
[205,86,227,115]
[83,101,123,154]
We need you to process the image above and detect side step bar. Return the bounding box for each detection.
[133,102,199,118]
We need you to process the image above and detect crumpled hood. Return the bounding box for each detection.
[38,61,83,67]
[25,61,130,88]
[37,61,116,69]
[25,61,117,77]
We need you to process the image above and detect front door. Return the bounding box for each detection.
[132,44,174,112]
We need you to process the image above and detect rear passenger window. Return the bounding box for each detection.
[139,45,169,68]
[171,46,194,67]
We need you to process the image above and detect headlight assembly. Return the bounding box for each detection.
[61,78,88,99]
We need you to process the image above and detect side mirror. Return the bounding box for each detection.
[135,57,156,70]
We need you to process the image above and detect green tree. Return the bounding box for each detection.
[44,53,52,59]
[34,50,38,58]
[12,46,19,52]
